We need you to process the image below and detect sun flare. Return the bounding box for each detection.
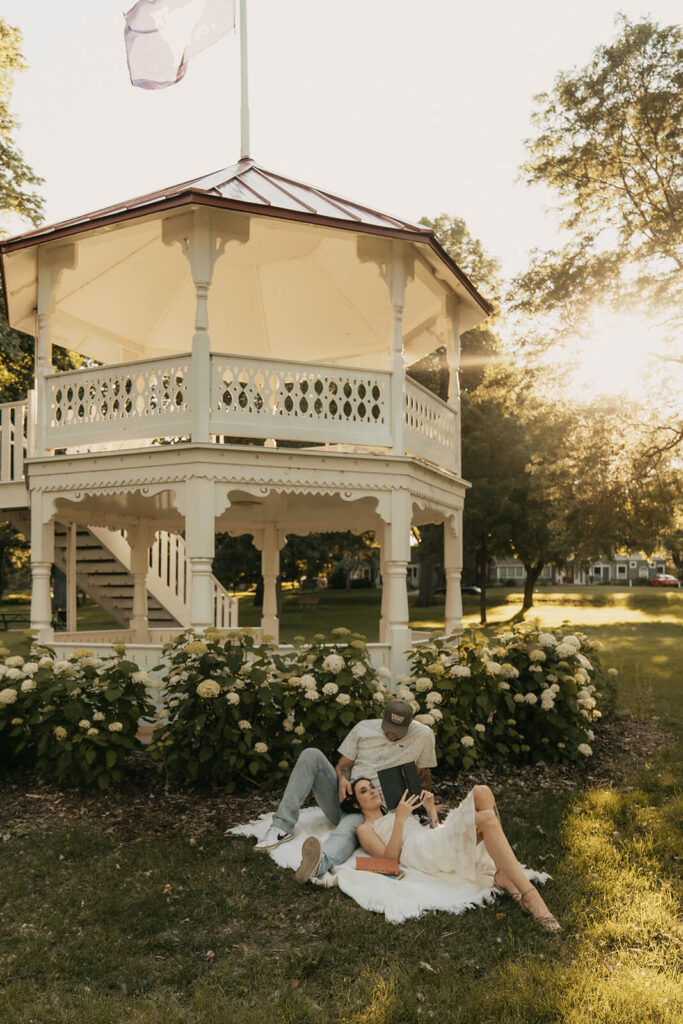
[567,314,676,402]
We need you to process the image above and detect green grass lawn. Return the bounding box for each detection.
[1,589,681,1023]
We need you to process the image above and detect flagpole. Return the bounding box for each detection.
[240,0,250,159]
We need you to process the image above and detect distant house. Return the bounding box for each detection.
[489,553,669,585]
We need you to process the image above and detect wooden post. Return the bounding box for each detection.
[383,490,412,679]
[185,478,215,631]
[444,512,463,635]
[30,491,54,641]
[66,522,78,632]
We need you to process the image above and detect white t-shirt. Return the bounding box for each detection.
[337,719,437,792]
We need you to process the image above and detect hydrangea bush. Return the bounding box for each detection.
[406,623,613,769]
[272,628,391,763]
[0,644,155,788]
[148,628,290,790]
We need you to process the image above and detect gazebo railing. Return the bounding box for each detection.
[27,351,458,472]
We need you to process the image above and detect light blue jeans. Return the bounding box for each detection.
[272,747,364,876]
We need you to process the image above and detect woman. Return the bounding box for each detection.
[348,778,560,931]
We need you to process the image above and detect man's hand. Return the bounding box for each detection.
[336,757,354,803]
[338,776,353,802]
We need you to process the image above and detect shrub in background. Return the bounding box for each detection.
[0,644,155,788]
[405,623,612,769]
[272,628,391,763]
[148,628,289,790]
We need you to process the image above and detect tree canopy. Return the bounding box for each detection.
[0,20,43,232]
[515,15,682,328]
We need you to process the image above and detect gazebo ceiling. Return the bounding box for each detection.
[1,160,492,367]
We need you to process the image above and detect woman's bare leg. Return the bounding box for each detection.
[475,808,559,928]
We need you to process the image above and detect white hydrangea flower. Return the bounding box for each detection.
[562,635,581,650]
[336,693,351,706]
[294,724,306,735]
[22,662,39,675]
[20,679,36,693]
[282,719,294,732]
[6,668,23,680]
[376,666,392,679]
[557,742,566,749]
[607,668,618,677]
[304,690,319,702]
[196,680,221,699]
[429,707,443,721]
[414,677,431,692]
[93,711,105,721]
[460,735,475,748]
[87,727,99,737]
[38,657,53,668]
[254,742,268,754]
[497,681,511,691]
[397,686,414,701]
[513,693,525,703]
[484,661,503,676]
[500,663,519,679]
[576,653,593,671]
[351,663,367,678]
[53,660,73,673]
[474,723,486,733]
[132,671,151,685]
[426,691,442,705]
[0,688,18,705]
[524,692,538,705]
[78,719,91,729]
[0,666,8,678]
[537,633,557,647]
[300,674,317,689]
[238,720,252,730]
[396,674,411,684]
[529,650,546,662]
[373,691,385,702]
[322,682,339,696]
[546,673,558,683]
[53,725,67,740]
[415,712,435,726]
[410,700,419,713]
[453,665,471,678]
[578,743,593,757]
[322,654,344,675]
[5,656,24,668]
[225,692,240,705]
[287,676,302,687]
[587,729,595,741]
[555,643,576,659]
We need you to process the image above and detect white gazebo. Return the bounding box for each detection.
[0,159,491,675]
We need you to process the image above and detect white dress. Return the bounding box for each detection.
[371,789,496,887]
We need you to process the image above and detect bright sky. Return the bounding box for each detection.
[2,0,681,401]
[4,0,681,282]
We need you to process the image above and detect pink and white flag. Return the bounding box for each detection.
[125,0,236,90]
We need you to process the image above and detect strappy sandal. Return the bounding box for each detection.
[513,887,561,932]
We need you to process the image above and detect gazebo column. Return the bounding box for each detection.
[65,522,78,632]
[185,479,216,631]
[30,491,54,641]
[444,513,463,635]
[384,490,412,679]
[378,525,388,643]
[127,525,156,641]
[254,524,286,643]
[34,244,76,457]
[446,296,462,476]
[162,209,249,443]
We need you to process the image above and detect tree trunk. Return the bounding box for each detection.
[522,563,543,612]
[477,533,488,625]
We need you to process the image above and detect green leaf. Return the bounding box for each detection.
[105,749,117,769]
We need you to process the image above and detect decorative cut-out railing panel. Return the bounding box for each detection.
[211,354,392,447]
[0,401,27,482]
[404,378,457,470]
[45,356,192,445]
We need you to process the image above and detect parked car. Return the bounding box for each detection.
[649,574,680,587]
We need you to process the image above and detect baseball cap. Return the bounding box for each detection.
[381,698,414,738]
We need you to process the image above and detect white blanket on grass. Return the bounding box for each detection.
[228,807,550,925]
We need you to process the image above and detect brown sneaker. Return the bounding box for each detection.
[294,836,323,883]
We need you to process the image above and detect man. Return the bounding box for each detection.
[254,698,437,883]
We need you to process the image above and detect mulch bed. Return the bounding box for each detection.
[0,715,673,843]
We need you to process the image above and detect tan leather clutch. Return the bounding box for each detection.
[356,855,401,875]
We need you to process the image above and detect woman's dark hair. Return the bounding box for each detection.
[340,777,386,815]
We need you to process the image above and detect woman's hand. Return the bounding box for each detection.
[395,790,423,823]
[420,789,440,827]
